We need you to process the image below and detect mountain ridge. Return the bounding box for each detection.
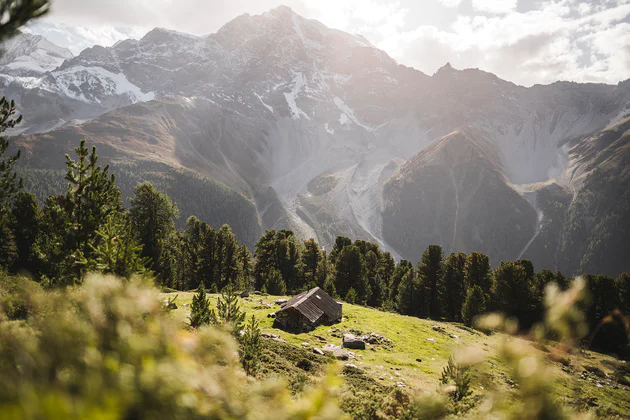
[3,5,630,275]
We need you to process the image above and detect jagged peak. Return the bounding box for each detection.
[141,27,203,43]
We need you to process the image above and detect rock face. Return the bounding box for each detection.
[5,6,630,275]
[343,334,366,350]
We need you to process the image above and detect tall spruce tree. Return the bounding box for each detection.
[464,252,492,296]
[65,140,121,263]
[301,238,320,288]
[441,253,467,321]
[130,182,178,267]
[616,273,630,315]
[417,245,444,318]
[396,269,420,316]
[11,192,41,272]
[390,260,413,303]
[253,230,277,290]
[335,244,369,304]
[462,285,486,327]
[492,261,533,325]
[0,97,23,214]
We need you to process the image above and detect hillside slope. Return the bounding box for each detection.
[163,291,630,419]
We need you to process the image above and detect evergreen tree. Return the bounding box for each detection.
[329,236,351,264]
[33,195,74,284]
[583,274,619,329]
[464,252,492,296]
[396,269,420,316]
[492,261,533,325]
[237,244,253,292]
[366,250,386,307]
[130,182,178,267]
[462,285,486,327]
[210,286,245,336]
[315,250,334,288]
[417,245,444,318]
[389,260,413,303]
[276,230,301,292]
[0,97,23,214]
[345,288,358,304]
[0,214,17,269]
[11,192,41,272]
[78,212,150,279]
[440,356,472,402]
[301,238,320,288]
[441,253,467,321]
[254,230,277,290]
[616,273,630,315]
[159,231,185,290]
[240,315,261,376]
[335,244,369,304]
[377,252,396,291]
[65,140,121,263]
[189,284,211,328]
[217,224,238,289]
[264,268,286,296]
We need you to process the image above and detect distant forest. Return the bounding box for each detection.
[1,129,628,359]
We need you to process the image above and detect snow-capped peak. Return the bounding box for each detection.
[0,32,73,78]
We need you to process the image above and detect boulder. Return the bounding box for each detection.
[322,344,351,360]
[426,338,436,343]
[240,291,250,298]
[267,312,276,318]
[313,347,325,356]
[343,334,366,350]
[301,342,310,347]
[275,298,288,305]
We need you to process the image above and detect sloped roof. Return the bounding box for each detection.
[278,287,341,323]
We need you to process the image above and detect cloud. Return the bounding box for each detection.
[471,0,518,14]
[438,0,463,7]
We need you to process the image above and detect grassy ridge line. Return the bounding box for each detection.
[161,292,630,417]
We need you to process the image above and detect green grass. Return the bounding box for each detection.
[162,291,630,418]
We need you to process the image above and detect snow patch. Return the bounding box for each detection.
[333,97,373,131]
[284,71,310,120]
[255,92,274,113]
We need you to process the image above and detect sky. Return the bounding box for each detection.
[24,0,630,86]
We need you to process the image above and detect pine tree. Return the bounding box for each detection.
[33,195,74,284]
[335,244,370,304]
[237,244,253,292]
[130,182,178,267]
[345,288,358,304]
[440,356,472,401]
[616,273,630,315]
[389,260,413,303]
[189,284,211,328]
[65,140,121,263]
[462,285,486,327]
[417,245,444,319]
[464,252,492,296]
[240,315,262,376]
[210,285,245,336]
[441,253,467,321]
[264,268,286,296]
[0,97,23,214]
[254,230,277,290]
[396,269,420,316]
[301,238,320,288]
[492,261,533,324]
[217,224,238,289]
[315,250,334,289]
[78,212,150,279]
[11,192,41,272]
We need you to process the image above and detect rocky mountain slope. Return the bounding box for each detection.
[3,6,629,275]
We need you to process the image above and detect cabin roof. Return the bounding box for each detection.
[277,287,341,324]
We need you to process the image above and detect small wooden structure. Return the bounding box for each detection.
[274,287,342,331]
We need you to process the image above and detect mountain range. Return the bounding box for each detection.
[1,5,629,276]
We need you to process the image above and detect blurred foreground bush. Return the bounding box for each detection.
[0,273,343,419]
